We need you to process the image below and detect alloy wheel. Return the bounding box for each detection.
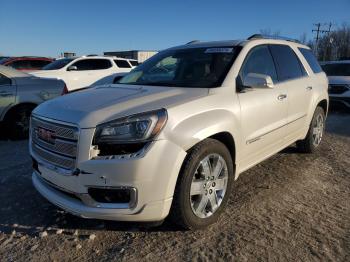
[189,153,228,218]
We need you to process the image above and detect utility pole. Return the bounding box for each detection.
[312,22,332,58]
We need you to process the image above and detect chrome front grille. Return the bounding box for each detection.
[31,116,79,170]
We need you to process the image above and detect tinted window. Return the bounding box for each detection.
[129,60,139,66]
[298,48,322,73]
[269,45,304,81]
[29,60,52,69]
[114,60,132,68]
[321,63,350,76]
[43,58,74,70]
[240,45,278,82]
[0,73,11,85]
[119,47,240,88]
[72,59,112,70]
[8,60,30,69]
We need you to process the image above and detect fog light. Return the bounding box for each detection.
[88,187,131,204]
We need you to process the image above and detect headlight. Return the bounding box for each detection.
[93,109,167,144]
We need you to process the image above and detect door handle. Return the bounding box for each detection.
[277,94,287,100]
[306,86,313,91]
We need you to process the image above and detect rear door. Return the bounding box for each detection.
[237,45,288,168]
[68,58,113,89]
[269,45,312,141]
[0,73,16,119]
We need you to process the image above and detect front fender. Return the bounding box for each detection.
[164,108,242,160]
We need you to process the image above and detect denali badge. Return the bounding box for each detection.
[37,127,55,144]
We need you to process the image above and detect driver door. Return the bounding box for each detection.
[237,45,288,170]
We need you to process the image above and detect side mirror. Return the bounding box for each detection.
[67,65,77,71]
[243,73,274,89]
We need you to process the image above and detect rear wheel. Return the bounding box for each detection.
[170,139,234,230]
[297,106,325,153]
[5,105,35,140]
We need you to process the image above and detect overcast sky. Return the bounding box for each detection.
[1,0,349,57]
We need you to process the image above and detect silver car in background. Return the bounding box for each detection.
[321,60,350,109]
[0,65,65,139]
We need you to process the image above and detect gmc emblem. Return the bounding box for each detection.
[37,127,55,144]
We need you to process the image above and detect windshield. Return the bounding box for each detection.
[119,47,240,88]
[321,63,350,76]
[42,58,74,70]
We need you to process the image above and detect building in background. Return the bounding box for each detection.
[104,50,157,63]
[60,52,76,58]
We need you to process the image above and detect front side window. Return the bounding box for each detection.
[239,45,278,83]
[119,47,240,88]
[321,63,350,76]
[114,60,132,68]
[0,73,11,85]
[42,58,74,70]
[269,45,304,81]
[72,59,112,71]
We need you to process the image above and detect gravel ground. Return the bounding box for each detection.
[0,111,349,261]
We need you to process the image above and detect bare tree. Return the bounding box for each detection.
[316,23,350,61]
[299,32,308,44]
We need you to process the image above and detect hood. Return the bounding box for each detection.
[30,70,61,78]
[328,76,350,85]
[33,84,209,128]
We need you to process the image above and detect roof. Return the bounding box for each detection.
[59,55,136,61]
[170,40,244,50]
[0,65,29,78]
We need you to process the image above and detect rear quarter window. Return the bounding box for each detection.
[114,60,132,68]
[129,60,139,67]
[298,48,323,74]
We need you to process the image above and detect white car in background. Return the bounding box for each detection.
[321,60,350,109]
[30,56,138,91]
[0,65,65,139]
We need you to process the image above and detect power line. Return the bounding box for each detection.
[312,22,332,55]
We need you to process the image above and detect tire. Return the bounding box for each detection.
[4,105,35,140]
[296,106,325,153]
[170,138,234,230]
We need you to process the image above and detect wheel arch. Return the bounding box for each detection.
[3,102,38,121]
[208,132,236,166]
[317,99,328,115]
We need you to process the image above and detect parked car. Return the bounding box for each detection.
[321,60,350,109]
[30,56,138,91]
[0,57,54,72]
[0,65,65,139]
[30,35,328,229]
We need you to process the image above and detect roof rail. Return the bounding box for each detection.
[247,34,300,43]
[186,40,200,45]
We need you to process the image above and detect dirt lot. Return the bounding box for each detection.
[0,111,349,261]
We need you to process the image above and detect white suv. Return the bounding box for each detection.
[30,56,138,91]
[30,35,328,229]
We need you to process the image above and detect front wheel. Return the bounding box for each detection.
[297,106,325,153]
[170,139,234,230]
